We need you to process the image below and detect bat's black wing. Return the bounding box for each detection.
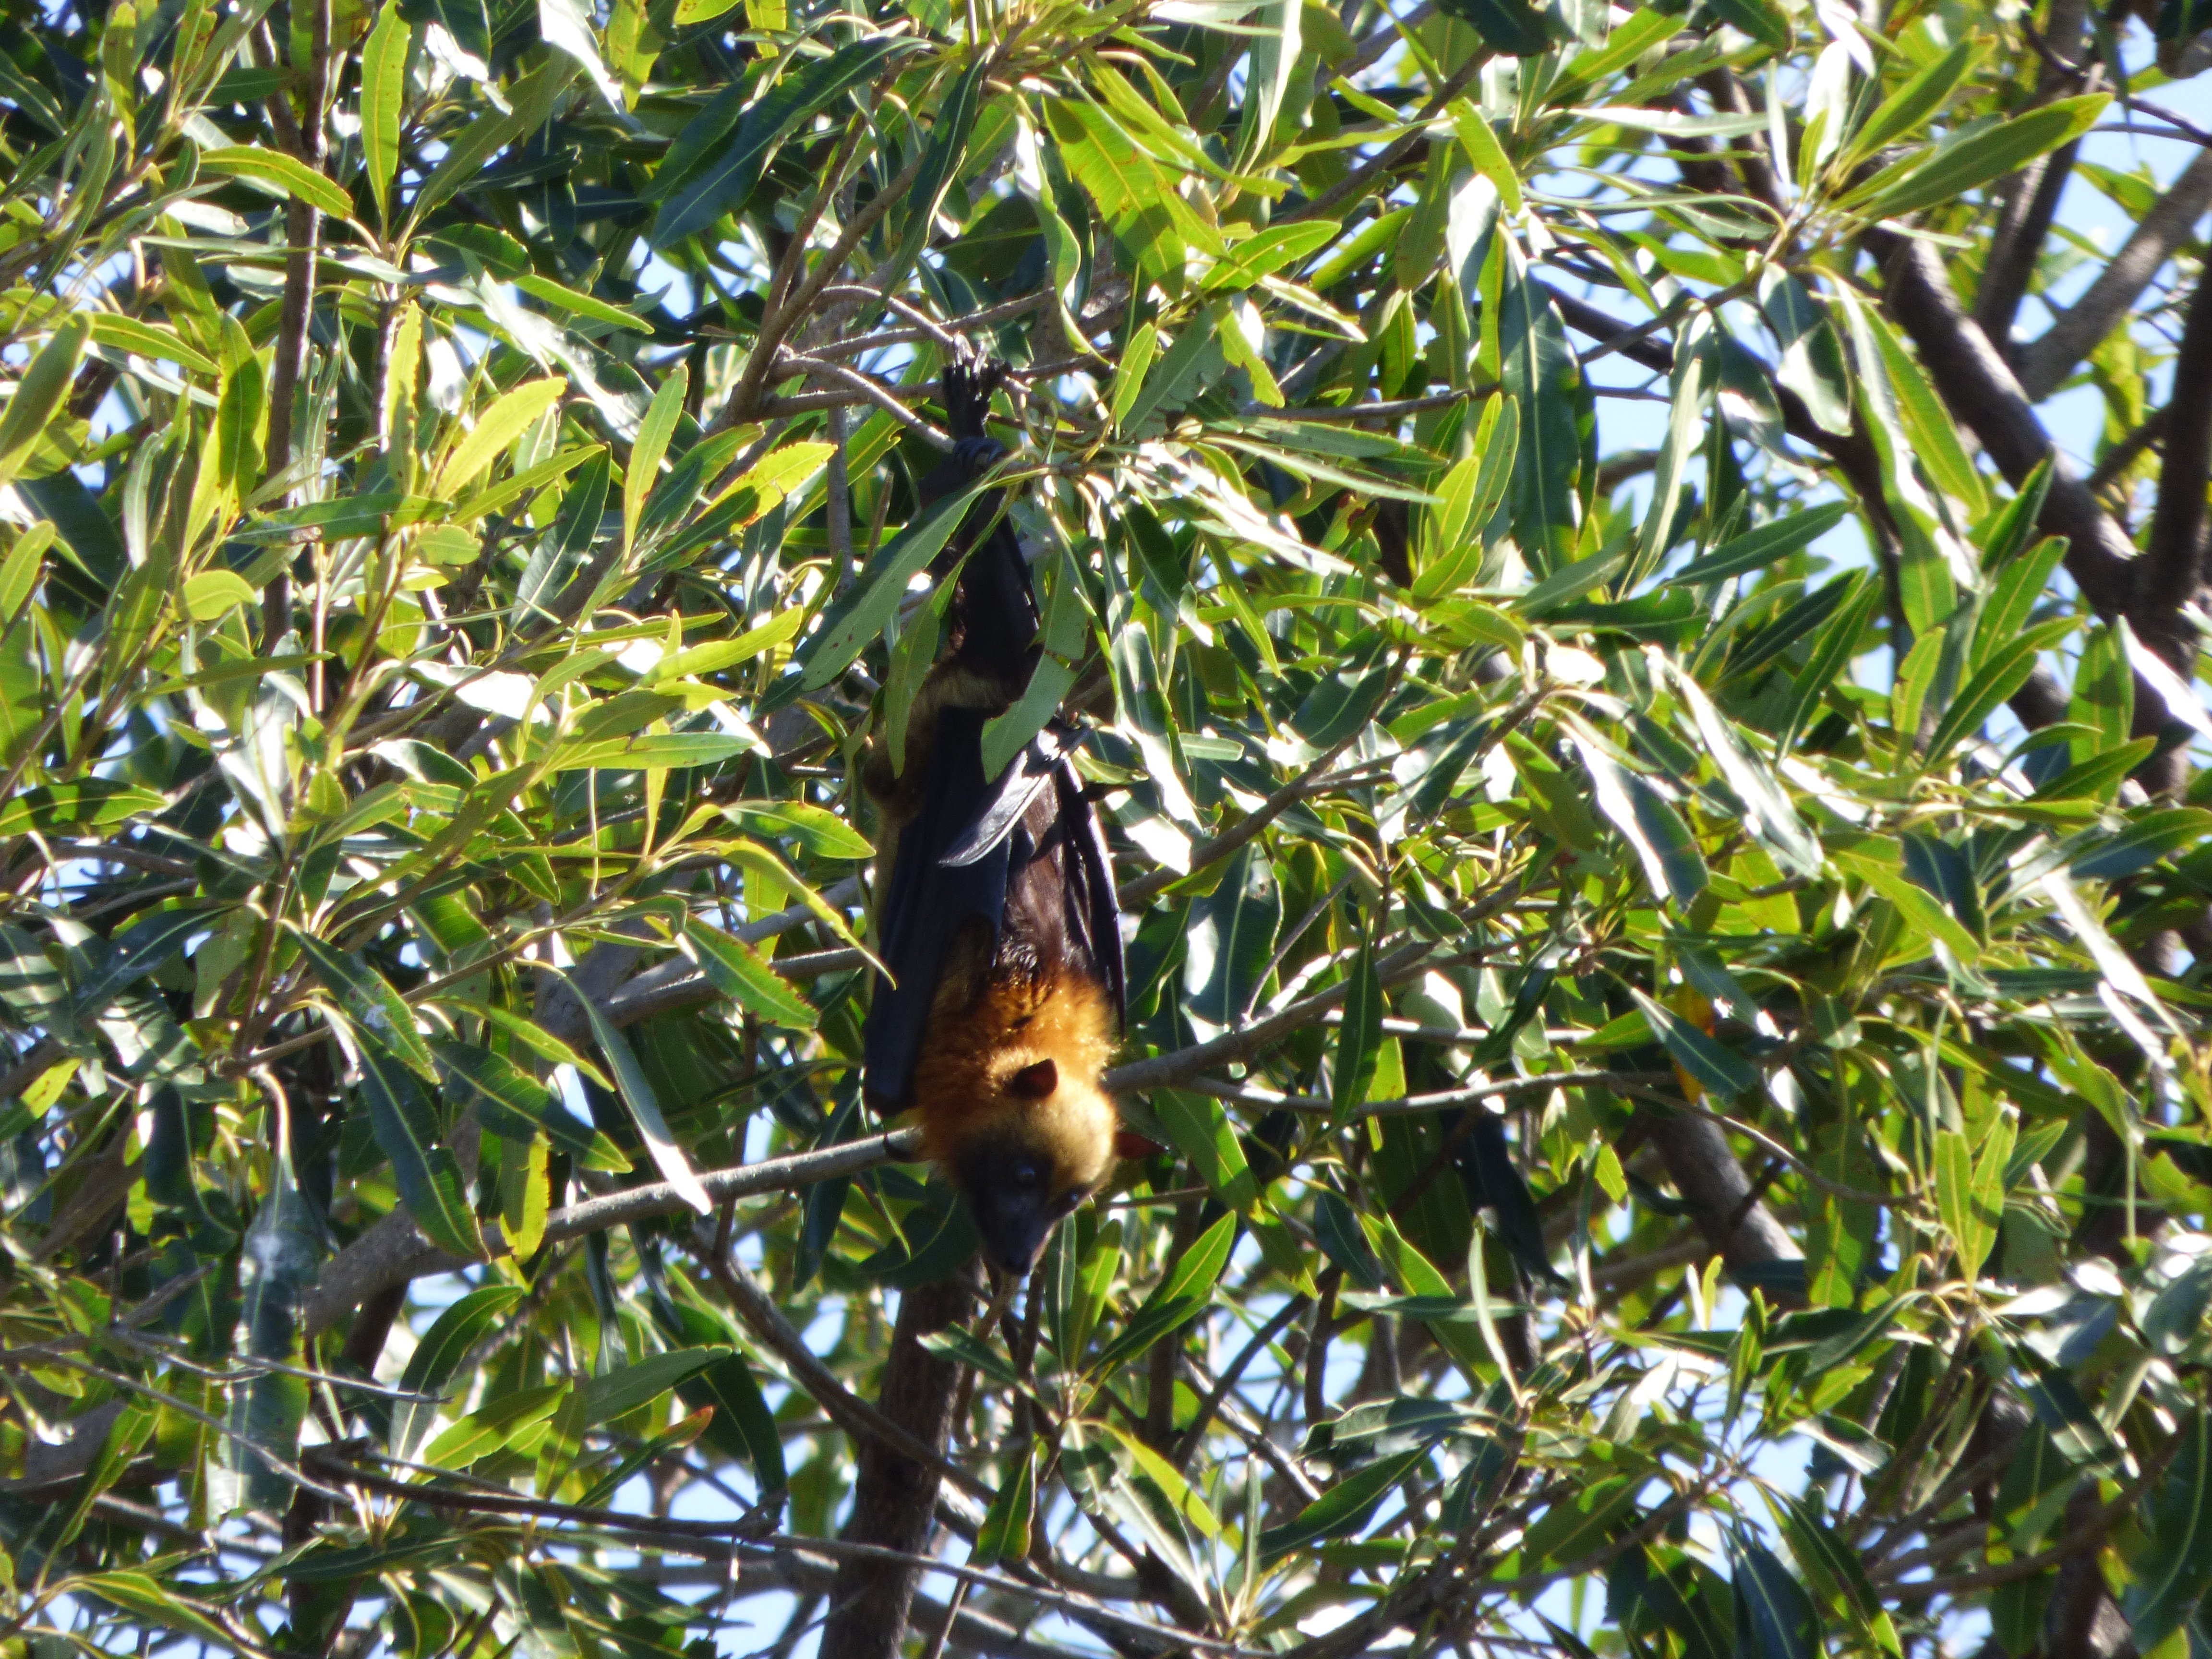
[865,717,1126,1112]
[866,707,1010,1113]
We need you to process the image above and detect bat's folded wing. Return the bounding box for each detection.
[865,709,1011,1113]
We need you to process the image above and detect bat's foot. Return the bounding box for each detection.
[943,358,1009,439]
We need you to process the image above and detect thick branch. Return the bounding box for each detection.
[2141,274,2212,624]
[1974,139,2078,349]
[2017,147,2212,400]
[1870,232,2140,614]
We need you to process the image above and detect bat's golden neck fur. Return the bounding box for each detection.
[913,966,1117,1190]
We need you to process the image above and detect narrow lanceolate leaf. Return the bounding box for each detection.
[679,920,817,1028]
[564,969,712,1214]
[360,0,409,222]
[1499,243,1582,573]
[1923,619,2074,764]
[71,908,205,1021]
[1935,1128,1991,1280]
[348,1017,488,1262]
[293,929,438,1080]
[0,314,88,486]
[222,1152,321,1512]
[974,1441,1037,1565]
[1845,95,2107,222]
[625,366,687,552]
[1673,502,1851,585]
[1574,734,1707,904]
[1331,941,1383,1124]
[432,1039,633,1171]
[1665,658,1822,878]
[1183,844,1282,1030]
[436,378,568,496]
[1631,988,1759,1101]
[651,36,913,247]
[1635,307,1715,584]
[1091,1212,1237,1374]
[2126,1411,2212,1652]
[796,484,980,690]
[198,146,355,217]
[390,1285,529,1458]
[890,53,988,272]
[1731,1539,1820,1659]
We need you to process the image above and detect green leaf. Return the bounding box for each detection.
[679,919,817,1028]
[181,568,256,620]
[1156,1091,1259,1214]
[360,0,409,221]
[2070,622,2135,758]
[433,1040,633,1171]
[1499,244,1582,573]
[1673,502,1851,585]
[1260,1446,1425,1559]
[1667,663,1823,877]
[1778,571,1880,754]
[1923,618,2074,765]
[1844,39,1980,166]
[1091,1211,1237,1374]
[0,780,164,839]
[544,733,755,771]
[392,1285,530,1457]
[562,967,712,1214]
[0,314,88,487]
[437,378,568,496]
[975,1440,1037,1565]
[222,1150,321,1512]
[1575,735,1707,904]
[1847,95,2108,221]
[625,366,687,553]
[293,929,438,1079]
[1760,271,1851,438]
[1631,988,1759,1100]
[652,37,913,247]
[85,314,218,375]
[1732,1539,1820,1659]
[70,908,205,1021]
[421,1381,565,1468]
[796,483,980,691]
[349,1015,488,1262]
[1332,942,1383,1123]
[516,274,649,334]
[578,1346,729,1419]
[70,1573,233,1649]
[2125,1411,2212,1650]
[1433,0,1551,55]
[1184,843,1282,1028]
[1935,1129,1987,1280]
[198,145,355,216]
[891,54,988,274]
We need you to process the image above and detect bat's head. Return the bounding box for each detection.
[917,969,1117,1277]
[954,1056,1116,1277]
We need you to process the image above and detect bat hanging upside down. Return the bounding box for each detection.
[861,361,1130,1278]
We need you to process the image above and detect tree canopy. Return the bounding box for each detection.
[3,2,2212,1659]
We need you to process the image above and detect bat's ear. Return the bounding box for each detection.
[1115,1130,1164,1160]
[1010,1058,1058,1099]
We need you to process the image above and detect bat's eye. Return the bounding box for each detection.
[1048,1188,1084,1220]
[1010,1158,1045,1190]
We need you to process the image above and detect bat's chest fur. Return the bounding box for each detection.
[912,966,1117,1186]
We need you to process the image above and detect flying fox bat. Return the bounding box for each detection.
[862,361,1127,1278]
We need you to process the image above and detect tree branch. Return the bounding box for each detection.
[2141,274,2212,625]
[2017,147,2212,401]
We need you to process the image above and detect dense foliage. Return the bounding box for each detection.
[3,1,2212,1658]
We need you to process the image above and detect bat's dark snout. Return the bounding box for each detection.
[959,1142,1059,1278]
